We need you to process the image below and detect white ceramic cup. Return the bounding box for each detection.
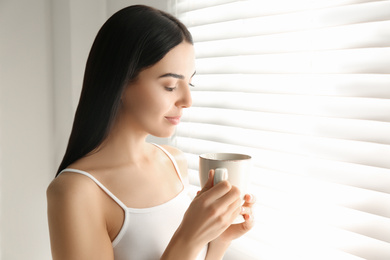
[199,153,252,223]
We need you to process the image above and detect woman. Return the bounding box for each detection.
[47,5,255,260]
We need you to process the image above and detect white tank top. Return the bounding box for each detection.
[59,144,207,260]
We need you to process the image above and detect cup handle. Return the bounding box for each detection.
[214,168,228,185]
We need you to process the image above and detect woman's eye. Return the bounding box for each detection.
[164,86,176,92]
[189,83,195,88]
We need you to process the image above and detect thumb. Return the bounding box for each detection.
[200,169,215,193]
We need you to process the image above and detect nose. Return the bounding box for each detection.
[177,83,193,108]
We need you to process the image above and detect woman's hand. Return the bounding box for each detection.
[165,170,242,257]
[213,193,255,243]
[194,170,256,244]
[188,170,243,242]
[162,170,255,260]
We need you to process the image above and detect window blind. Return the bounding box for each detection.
[169,0,390,259]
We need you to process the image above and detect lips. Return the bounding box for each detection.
[165,116,181,125]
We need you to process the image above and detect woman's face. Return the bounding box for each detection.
[120,41,195,138]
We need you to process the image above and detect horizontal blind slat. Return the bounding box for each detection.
[252,207,390,259]
[187,1,390,40]
[176,0,384,13]
[253,203,390,243]
[194,20,390,57]
[190,92,390,121]
[175,0,236,13]
[228,236,368,260]
[191,74,390,99]
[251,172,390,218]
[183,107,390,144]
[179,0,387,26]
[195,47,390,74]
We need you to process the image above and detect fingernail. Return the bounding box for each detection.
[241,207,245,214]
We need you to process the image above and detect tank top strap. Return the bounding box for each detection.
[152,143,184,184]
[58,168,128,211]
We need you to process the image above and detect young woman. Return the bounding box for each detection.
[47,5,255,260]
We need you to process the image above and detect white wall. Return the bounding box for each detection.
[0,0,53,259]
[0,1,169,259]
[106,0,169,17]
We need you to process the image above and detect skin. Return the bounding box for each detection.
[47,41,255,260]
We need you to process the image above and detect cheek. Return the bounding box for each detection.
[146,95,172,116]
[123,88,171,117]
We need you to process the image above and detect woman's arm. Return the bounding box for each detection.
[205,239,231,260]
[47,174,114,260]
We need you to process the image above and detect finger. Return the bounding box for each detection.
[245,194,256,203]
[242,214,255,230]
[200,180,233,205]
[200,169,215,191]
[226,213,255,235]
[240,206,253,216]
[217,194,242,225]
[242,194,256,207]
[214,184,241,208]
[231,197,244,220]
[197,173,234,208]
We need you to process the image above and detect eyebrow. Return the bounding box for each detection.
[158,71,196,80]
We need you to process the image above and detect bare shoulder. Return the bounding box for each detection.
[46,172,106,228]
[161,145,188,179]
[47,172,113,259]
[47,172,100,204]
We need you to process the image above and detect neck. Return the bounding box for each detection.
[89,116,152,168]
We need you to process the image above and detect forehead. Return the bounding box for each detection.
[140,42,196,79]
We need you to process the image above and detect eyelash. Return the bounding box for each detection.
[165,83,195,92]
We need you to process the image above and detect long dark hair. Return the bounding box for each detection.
[56,5,193,176]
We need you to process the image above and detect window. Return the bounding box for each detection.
[169,0,390,259]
